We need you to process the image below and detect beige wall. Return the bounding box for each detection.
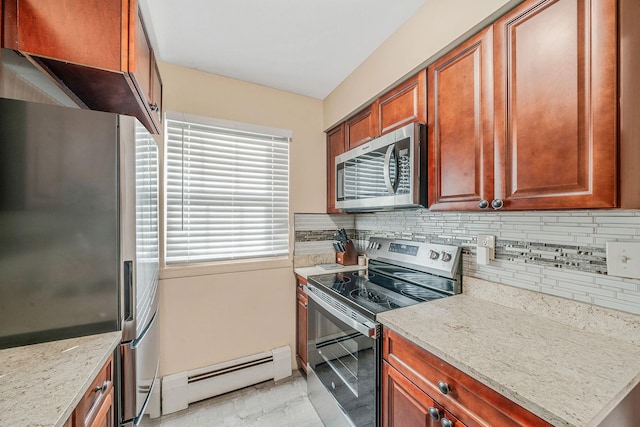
[323,0,520,129]
[157,0,523,376]
[157,62,324,376]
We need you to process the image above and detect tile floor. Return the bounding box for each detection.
[140,371,324,427]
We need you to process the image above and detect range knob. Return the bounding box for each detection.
[441,252,452,262]
[429,250,439,260]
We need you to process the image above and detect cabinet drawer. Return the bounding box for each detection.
[383,360,466,427]
[383,329,550,427]
[75,355,114,427]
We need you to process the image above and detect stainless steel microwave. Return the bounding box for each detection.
[335,122,426,212]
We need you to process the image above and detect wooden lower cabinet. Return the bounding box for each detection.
[382,329,550,427]
[295,275,308,373]
[383,361,465,427]
[68,354,115,427]
[89,387,114,427]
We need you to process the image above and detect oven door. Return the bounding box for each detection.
[306,286,380,427]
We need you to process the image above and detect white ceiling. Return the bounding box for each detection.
[139,0,426,100]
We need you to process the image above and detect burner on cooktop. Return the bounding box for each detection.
[351,288,388,304]
[350,270,375,279]
[331,275,352,293]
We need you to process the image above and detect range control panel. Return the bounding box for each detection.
[365,237,461,279]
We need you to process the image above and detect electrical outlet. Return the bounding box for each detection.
[606,242,640,279]
[479,235,495,248]
[477,235,495,265]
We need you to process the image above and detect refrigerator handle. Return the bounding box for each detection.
[124,260,134,322]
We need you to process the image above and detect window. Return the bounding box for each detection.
[165,113,290,265]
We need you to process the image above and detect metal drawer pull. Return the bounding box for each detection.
[441,418,454,427]
[428,407,441,421]
[93,380,109,393]
[438,381,450,395]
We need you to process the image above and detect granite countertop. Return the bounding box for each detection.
[294,264,364,279]
[0,331,122,427]
[378,278,640,427]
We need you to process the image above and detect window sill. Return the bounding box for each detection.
[159,257,293,280]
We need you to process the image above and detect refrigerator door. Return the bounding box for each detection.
[0,97,119,348]
[120,298,159,425]
[119,117,160,425]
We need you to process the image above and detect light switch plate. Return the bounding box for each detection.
[606,242,640,279]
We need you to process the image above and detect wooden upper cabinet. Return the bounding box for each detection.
[326,123,345,213]
[428,0,618,211]
[345,105,378,150]
[2,0,163,134]
[150,55,163,125]
[493,0,617,210]
[378,70,426,136]
[131,6,152,106]
[428,27,494,211]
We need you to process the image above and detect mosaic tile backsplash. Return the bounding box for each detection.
[294,210,640,315]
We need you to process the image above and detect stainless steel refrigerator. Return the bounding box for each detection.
[0,97,160,426]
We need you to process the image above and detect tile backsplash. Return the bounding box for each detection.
[354,209,640,315]
[293,210,640,314]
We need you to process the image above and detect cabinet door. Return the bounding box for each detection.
[150,54,163,126]
[326,123,345,213]
[89,386,114,427]
[383,361,465,427]
[379,70,426,136]
[129,6,152,107]
[345,105,378,150]
[2,0,124,71]
[493,0,617,210]
[295,279,308,372]
[427,27,494,211]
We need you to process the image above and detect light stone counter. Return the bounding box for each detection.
[0,331,122,427]
[377,278,640,427]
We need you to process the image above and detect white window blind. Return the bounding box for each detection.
[165,114,290,265]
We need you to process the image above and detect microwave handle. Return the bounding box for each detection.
[383,144,398,194]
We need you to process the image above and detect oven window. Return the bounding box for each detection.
[308,298,377,427]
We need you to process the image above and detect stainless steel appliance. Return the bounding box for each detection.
[0,98,159,426]
[306,237,461,427]
[119,118,160,426]
[335,122,426,212]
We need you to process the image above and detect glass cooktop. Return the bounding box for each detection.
[308,266,453,318]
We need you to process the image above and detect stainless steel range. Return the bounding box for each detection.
[306,237,462,427]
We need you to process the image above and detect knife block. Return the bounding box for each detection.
[336,241,358,266]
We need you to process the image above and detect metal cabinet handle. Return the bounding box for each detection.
[428,407,441,421]
[438,381,450,395]
[149,102,159,112]
[93,380,109,393]
[303,303,308,308]
[441,418,454,427]
[478,199,489,209]
[491,198,504,210]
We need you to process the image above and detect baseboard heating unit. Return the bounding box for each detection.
[161,345,291,415]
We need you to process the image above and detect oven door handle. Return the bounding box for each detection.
[306,288,379,338]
